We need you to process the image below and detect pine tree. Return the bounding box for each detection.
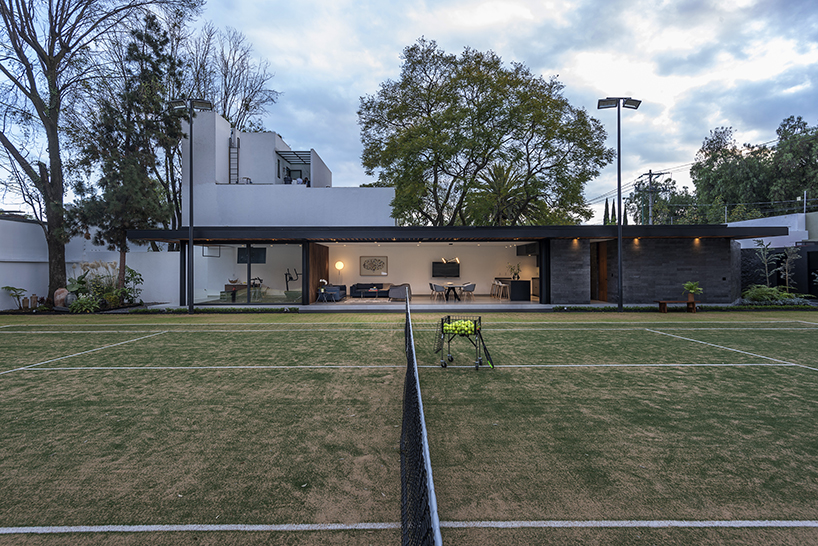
[70,14,183,288]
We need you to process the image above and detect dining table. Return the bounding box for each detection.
[443,282,467,301]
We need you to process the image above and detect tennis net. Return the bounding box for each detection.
[401,301,443,546]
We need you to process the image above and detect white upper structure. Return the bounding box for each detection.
[180,111,394,227]
[728,211,818,248]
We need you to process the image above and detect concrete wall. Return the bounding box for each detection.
[608,237,738,304]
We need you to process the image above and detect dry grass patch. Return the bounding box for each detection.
[0,368,402,527]
[420,366,818,523]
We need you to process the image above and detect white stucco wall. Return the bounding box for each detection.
[186,186,395,227]
[728,213,810,248]
[0,218,49,308]
[0,217,180,309]
[179,111,390,227]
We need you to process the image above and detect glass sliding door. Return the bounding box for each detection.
[192,243,303,304]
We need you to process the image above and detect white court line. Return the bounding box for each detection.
[645,329,818,372]
[439,520,818,529]
[22,363,791,372]
[28,365,405,371]
[0,331,168,376]
[2,520,817,535]
[478,327,818,332]
[0,523,400,534]
[431,363,788,369]
[0,328,402,334]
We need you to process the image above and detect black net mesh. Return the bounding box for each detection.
[401,303,441,546]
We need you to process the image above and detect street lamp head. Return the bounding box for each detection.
[168,99,214,111]
[598,97,642,110]
[597,98,618,109]
[190,99,213,111]
[622,98,641,110]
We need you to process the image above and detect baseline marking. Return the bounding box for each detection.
[0,523,400,534]
[2,520,817,535]
[28,365,405,371]
[22,363,787,372]
[0,331,168,376]
[429,363,788,369]
[645,329,818,372]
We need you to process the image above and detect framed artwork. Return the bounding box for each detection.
[360,256,388,276]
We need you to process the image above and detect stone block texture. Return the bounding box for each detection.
[605,238,739,304]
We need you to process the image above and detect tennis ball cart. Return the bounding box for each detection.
[434,315,494,370]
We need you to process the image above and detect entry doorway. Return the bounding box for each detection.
[590,241,608,302]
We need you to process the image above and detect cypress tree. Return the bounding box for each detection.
[603,199,610,225]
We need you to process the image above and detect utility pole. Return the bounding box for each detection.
[634,170,669,225]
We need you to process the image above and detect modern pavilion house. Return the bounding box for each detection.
[128,112,787,308]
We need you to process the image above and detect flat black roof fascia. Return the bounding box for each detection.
[128,224,789,244]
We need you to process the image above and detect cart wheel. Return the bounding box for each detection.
[441,361,447,368]
[447,355,453,362]
[475,362,479,370]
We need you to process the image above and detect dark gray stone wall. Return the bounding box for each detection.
[550,239,590,303]
[606,237,738,304]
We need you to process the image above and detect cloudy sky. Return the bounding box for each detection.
[198,0,817,223]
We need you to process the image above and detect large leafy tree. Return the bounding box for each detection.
[69,14,181,288]
[358,38,612,226]
[691,118,818,216]
[0,0,197,301]
[690,126,773,207]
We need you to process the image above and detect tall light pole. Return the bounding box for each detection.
[170,98,213,314]
[597,97,641,312]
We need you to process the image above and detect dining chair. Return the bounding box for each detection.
[431,283,445,302]
[461,283,476,301]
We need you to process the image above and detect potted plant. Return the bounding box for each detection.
[683,281,703,301]
[507,263,521,281]
[319,278,328,292]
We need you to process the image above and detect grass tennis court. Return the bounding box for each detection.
[1,311,818,545]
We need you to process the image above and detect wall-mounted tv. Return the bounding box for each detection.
[432,261,460,278]
[237,247,266,264]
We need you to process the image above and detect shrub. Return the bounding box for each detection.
[2,286,26,309]
[70,296,100,313]
[742,284,796,302]
[741,284,812,306]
